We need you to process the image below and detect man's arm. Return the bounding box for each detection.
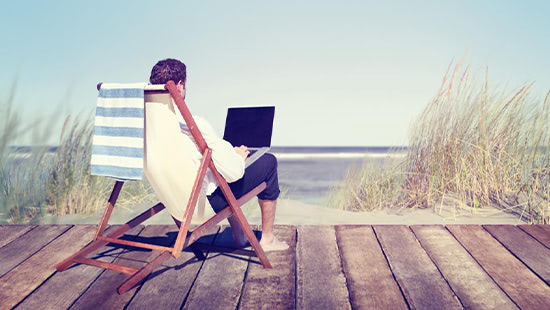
[192,116,245,182]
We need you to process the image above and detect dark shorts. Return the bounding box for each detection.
[207,153,280,213]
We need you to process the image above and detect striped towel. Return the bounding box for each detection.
[91,83,147,181]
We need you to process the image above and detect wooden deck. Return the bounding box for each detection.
[1,224,550,309]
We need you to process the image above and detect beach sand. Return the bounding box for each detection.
[40,198,523,226]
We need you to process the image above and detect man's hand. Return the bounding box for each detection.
[234,145,250,161]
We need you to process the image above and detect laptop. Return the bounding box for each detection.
[223,106,275,168]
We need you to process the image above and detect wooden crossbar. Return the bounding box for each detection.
[72,257,139,275]
[96,236,174,253]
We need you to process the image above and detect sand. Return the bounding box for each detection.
[40,198,523,225]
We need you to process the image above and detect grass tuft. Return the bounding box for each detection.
[329,61,550,223]
[1,86,155,224]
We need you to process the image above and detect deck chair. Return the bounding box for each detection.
[55,80,271,294]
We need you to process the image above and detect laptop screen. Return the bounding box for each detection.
[223,106,275,148]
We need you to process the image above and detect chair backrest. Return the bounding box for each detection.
[143,88,199,221]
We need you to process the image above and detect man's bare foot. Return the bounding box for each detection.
[259,236,289,252]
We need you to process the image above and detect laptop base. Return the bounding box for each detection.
[245,147,270,168]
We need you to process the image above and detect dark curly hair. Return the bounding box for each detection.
[149,58,187,84]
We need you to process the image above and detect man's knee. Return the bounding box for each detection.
[257,153,279,200]
[262,153,277,170]
[258,184,280,201]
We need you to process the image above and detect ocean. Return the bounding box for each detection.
[271,146,405,205]
[7,146,406,206]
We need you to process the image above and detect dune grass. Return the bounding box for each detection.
[329,61,550,223]
[1,86,156,224]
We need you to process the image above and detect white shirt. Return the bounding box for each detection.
[175,110,245,195]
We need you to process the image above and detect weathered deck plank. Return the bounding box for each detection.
[240,225,297,310]
[335,225,407,310]
[447,225,550,309]
[182,227,250,310]
[411,225,517,309]
[0,225,72,277]
[0,225,36,249]
[484,225,550,285]
[0,225,96,310]
[518,224,550,249]
[373,225,462,309]
[1,224,550,310]
[69,225,175,310]
[296,226,351,310]
[126,227,219,310]
[14,225,144,310]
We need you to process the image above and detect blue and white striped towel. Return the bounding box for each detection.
[91,83,147,181]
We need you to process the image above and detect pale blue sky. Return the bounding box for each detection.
[1,0,549,146]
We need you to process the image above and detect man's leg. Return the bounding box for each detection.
[258,198,288,251]
[258,199,276,242]
[228,199,287,251]
[230,199,276,247]
[208,153,287,250]
[227,215,247,247]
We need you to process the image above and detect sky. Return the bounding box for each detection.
[1,0,549,146]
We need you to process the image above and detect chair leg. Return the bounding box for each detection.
[172,149,212,258]
[171,216,205,261]
[117,251,172,294]
[94,181,124,240]
[231,207,272,268]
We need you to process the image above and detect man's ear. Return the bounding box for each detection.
[177,80,186,89]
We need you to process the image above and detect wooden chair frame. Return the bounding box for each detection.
[55,80,271,294]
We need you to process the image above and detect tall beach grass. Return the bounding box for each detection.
[329,61,550,223]
[1,86,155,224]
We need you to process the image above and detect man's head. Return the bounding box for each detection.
[150,58,187,97]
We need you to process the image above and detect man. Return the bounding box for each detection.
[149,58,288,251]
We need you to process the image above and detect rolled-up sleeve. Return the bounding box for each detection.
[194,116,245,182]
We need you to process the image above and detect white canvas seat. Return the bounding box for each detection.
[143,91,198,221]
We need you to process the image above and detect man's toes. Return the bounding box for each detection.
[260,238,289,252]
